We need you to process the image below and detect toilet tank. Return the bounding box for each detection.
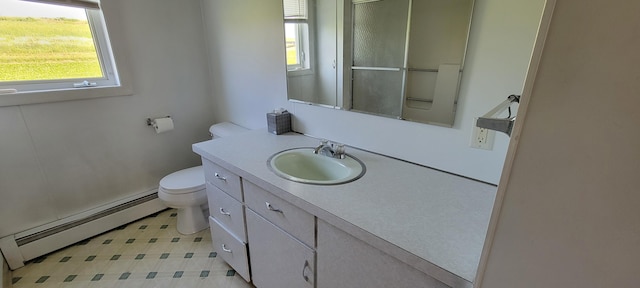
[209,122,248,139]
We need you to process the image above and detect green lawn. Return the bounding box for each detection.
[286,39,298,65]
[0,16,103,82]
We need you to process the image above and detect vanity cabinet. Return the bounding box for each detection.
[244,179,316,288]
[203,158,317,287]
[203,157,448,288]
[195,131,495,288]
[316,220,450,288]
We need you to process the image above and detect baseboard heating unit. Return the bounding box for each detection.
[0,190,166,270]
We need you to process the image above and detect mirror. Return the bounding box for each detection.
[284,0,474,127]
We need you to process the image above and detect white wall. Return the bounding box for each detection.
[203,0,545,184]
[201,0,290,129]
[479,0,640,287]
[0,0,214,238]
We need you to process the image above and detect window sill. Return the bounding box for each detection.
[0,84,133,107]
[287,68,314,77]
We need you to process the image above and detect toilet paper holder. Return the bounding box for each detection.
[146,116,171,126]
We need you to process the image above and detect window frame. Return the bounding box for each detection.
[284,1,315,78]
[0,1,132,107]
[285,21,311,73]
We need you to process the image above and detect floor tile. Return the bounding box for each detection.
[9,208,255,288]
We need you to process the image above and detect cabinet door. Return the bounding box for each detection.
[317,220,450,288]
[246,209,315,288]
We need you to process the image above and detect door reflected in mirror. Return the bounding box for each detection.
[283,0,475,127]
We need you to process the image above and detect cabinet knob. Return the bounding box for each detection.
[219,208,231,216]
[265,202,283,213]
[214,173,227,181]
[221,244,232,253]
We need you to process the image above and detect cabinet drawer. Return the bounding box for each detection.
[243,179,314,247]
[203,158,242,201]
[208,216,250,282]
[247,210,315,288]
[206,183,246,242]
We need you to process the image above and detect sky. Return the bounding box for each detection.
[0,0,87,20]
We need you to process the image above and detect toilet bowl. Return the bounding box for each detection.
[157,122,248,235]
[158,166,208,234]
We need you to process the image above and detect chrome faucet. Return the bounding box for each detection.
[313,140,346,159]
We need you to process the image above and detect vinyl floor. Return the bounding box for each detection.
[10,209,254,288]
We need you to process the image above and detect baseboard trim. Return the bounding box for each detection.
[0,190,166,270]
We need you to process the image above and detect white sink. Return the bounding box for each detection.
[268,148,366,185]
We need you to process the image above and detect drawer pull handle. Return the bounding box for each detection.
[219,208,231,216]
[221,244,232,253]
[302,260,311,282]
[265,202,283,213]
[214,173,227,181]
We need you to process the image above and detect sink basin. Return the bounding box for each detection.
[267,148,366,185]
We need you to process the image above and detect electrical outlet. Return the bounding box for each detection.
[470,120,494,150]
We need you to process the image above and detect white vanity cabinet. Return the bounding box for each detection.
[316,220,450,288]
[194,131,496,288]
[244,179,316,288]
[202,157,451,288]
[202,159,250,282]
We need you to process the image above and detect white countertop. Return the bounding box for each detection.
[193,130,496,287]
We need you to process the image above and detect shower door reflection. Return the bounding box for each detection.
[350,0,409,118]
[349,0,473,126]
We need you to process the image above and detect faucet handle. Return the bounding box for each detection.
[335,144,346,159]
[314,140,329,155]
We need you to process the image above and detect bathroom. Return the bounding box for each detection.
[1,0,639,287]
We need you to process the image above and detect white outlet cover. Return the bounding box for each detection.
[470,120,495,150]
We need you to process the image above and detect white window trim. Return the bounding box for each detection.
[0,1,132,107]
[285,22,310,73]
[22,0,100,10]
[285,7,315,77]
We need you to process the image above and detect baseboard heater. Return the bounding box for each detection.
[0,190,166,270]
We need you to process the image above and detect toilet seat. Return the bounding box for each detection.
[159,166,205,194]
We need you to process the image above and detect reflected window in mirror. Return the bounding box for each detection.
[284,23,310,71]
[283,0,339,107]
[284,0,311,72]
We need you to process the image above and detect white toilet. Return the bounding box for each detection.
[158,122,248,235]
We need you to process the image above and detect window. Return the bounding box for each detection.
[284,22,310,71]
[284,0,311,72]
[0,0,129,105]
